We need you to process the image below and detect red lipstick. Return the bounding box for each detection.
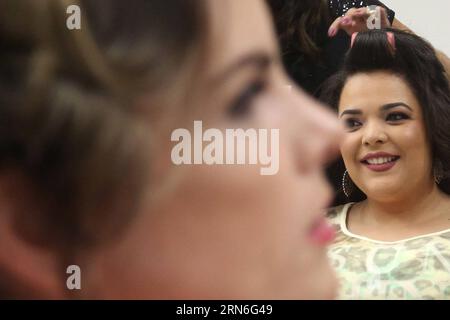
[360,152,400,172]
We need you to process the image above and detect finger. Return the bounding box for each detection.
[345,7,358,15]
[350,11,371,19]
[356,7,370,15]
[328,17,342,37]
[341,16,352,26]
[347,7,370,16]
[379,7,392,27]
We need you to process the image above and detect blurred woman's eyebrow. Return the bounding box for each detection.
[212,51,275,86]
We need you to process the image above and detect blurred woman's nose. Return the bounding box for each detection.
[362,120,388,146]
[290,90,343,172]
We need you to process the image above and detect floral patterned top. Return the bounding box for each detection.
[327,203,450,300]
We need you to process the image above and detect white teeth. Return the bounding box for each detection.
[366,157,396,165]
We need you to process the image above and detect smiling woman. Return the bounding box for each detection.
[320,29,450,299]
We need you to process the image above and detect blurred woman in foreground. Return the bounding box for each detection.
[0,0,342,299]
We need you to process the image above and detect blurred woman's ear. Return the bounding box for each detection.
[0,172,64,299]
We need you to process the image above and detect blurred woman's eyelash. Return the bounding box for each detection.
[228,79,266,118]
[386,112,410,122]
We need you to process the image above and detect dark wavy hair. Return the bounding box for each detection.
[320,29,450,203]
[266,0,330,60]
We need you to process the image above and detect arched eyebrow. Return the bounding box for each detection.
[381,102,412,112]
[339,102,412,118]
[339,109,361,118]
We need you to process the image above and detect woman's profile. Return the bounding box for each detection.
[0,0,342,299]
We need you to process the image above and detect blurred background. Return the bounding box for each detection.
[383,0,450,55]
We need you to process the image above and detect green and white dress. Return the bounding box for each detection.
[327,203,450,300]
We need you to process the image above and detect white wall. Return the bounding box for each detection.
[382,0,450,56]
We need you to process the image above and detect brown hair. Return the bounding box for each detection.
[0,0,207,296]
[267,0,330,60]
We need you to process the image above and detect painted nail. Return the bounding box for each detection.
[328,27,336,37]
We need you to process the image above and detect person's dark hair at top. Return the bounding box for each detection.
[320,29,450,203]
[267,0,330,61]
[0,0,206,297]
[266,0,395,95]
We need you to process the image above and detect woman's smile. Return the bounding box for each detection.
[360,152,401,172]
